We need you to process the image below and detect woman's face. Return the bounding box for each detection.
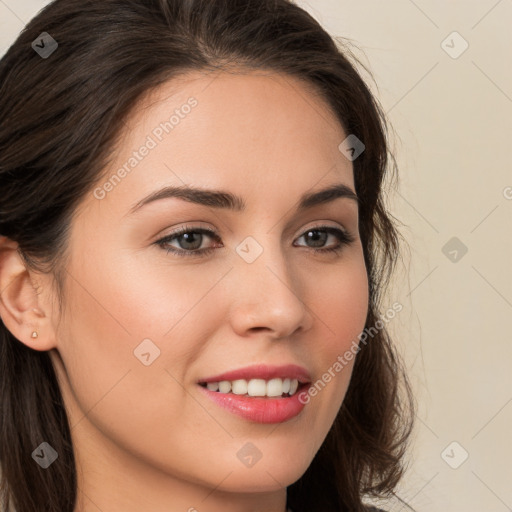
[48,70,369,509]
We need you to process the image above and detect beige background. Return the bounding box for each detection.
[1,1,511,511]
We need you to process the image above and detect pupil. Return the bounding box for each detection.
[306,230,326,248]
[180,232,202,250]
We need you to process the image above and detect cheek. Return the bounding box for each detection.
[314,252,369,354]
[299,253,368,425]
[55,257,227,480]
[55,248,230,412]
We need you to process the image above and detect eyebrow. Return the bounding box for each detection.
[128,182,359,215]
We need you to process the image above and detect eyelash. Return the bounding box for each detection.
[154,224,356,258]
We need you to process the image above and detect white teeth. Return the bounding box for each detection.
[231,379,248,395]
[218,381,231,393]
[203,378,300,397]
[206,382,219,392]
[266,378,283,397]
[247,379,267,396]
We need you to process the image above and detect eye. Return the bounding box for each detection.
[293,226,355,254]
[154,224,355,257]
[155,225,221,257]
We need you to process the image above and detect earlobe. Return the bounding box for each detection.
[0,236,56,351]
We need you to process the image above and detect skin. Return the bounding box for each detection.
[0,69,369,512]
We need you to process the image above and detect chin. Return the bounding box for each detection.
[218,468,304,493]
[210,449,312,493]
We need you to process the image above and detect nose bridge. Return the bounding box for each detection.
[228,233,313,336]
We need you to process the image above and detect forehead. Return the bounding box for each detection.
[125,68,347,156]
[83,69,354,218]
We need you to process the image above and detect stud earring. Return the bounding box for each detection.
[31,331,38,339]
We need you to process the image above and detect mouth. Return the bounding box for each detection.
[196,364,313,423]
[197,379,311,424]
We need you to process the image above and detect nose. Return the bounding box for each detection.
[227,238,314,339]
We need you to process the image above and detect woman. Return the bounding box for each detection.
[0,0,415,511]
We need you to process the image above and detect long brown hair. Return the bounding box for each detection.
[0,1,415,510]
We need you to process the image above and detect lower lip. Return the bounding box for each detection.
[197,384,309,424]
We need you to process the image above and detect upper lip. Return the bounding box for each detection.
[198,364,312,384]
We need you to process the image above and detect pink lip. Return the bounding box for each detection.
[197,364,312,384]
[198,384,310,424]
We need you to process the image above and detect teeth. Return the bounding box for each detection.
[203,378,301,397]
[218,381,231,393]
[232,379,248,395]
[247,378,266,396]
[266,378,284,397]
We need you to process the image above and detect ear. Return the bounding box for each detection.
[0,236,57,351]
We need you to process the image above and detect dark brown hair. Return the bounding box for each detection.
[0,1,415,511]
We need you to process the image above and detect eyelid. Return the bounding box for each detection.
[296,220,351,237]
[155,222,216,241]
